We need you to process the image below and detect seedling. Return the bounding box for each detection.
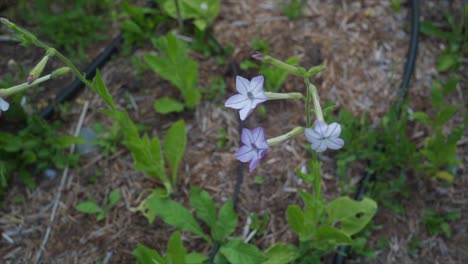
[76,189,121,221]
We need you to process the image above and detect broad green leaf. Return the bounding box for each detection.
[185,253,208,264]
[76,201,102,214]
[154,97,185,114]
[262,243,299,264]
[91,70,116,109]
[326,197,377,236]
[144,33,201,108]
[108,189,121,208]
[164,120,186,184]
[316,225,352,245]
[145,193,210,242]
[190,186,217,228]
[287,205,304,236]
[212,199,237,242]
[133,243,165,264]
[437,52,458,72]
[220,239,265,264]
[167,231,186,264]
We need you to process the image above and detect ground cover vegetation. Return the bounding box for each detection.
[0,1,466,263]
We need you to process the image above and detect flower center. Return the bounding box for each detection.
[250,143,258,150]
[247,92,254,100]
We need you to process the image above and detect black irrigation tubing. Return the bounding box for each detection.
[39,0,158,119]
[333,0,420,263]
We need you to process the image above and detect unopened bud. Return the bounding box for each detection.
[252,51,265,61]
[27,54,49,84]
[51,67,71,78]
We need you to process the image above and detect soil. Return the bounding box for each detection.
[0,0,467,264]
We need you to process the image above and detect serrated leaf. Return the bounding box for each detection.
[154,97,185,114]
[262,243,299,264]
[76,201,102,214]
[164,120,186,185]
[220,239,265,264]
[212,199,237,242]
[326,197,377,236]
[190,186,217,228]
[167,231,186,264]
[133,243,164,264]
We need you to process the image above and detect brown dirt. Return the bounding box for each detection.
[1,0,467,264]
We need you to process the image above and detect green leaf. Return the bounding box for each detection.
[316,225,353,245]
[144,193,210,242]
[76,201,102,214]
[287,205,304,236]
[435,105,458,127]
[167,231,186,264]
[436,52,458,72]
[154,97,185,114]
[189,186,217,228]
[326,197,377,236]
[144,33,201,108]
[220,239,265,264]
[212,199,237,242]
[133,243,165,264]
[420,21,454,40]
[164,120,186,184]
[108,189,121,208]
[262,243,299,264]
[411,112,431,127]
[185,253,208,264]
[91,70,116,109]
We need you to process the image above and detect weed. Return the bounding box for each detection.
[76,188,121,221]
[421,209,461,238]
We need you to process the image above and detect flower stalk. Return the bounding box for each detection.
[267,127,305,146]
[265,92,304,100]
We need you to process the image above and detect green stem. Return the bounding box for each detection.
[265,92,304,100]
[305,80,311,128]
[267,127,304,146]
[174,0,184,31]
[0,67,70,97]
[1,18,92,89]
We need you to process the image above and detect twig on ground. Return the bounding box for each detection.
[34,101,89,264]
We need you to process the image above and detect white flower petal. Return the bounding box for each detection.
[325,122,341,138]
[241,128,253,146]
[236,76,250,95]
[250,75,264,93]
[312,140,327,152]
[0,98,9,112]
[237,146,256,162]
[325,137,344,150]
[225,94,249,109]
[304,128,322,142]
[314,120,328,137]
[239,102,253,120]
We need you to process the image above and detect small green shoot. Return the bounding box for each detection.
[421,209,461,238]
[76,189,121,221]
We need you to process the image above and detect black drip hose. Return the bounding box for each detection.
[39,0,158,119]
[333,0,419,263]
[39,34,123,119]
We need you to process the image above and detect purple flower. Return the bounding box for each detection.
[305,120,344,152]
[225,75,267,120]
[0,97,9,112]
[237,127,269,172]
